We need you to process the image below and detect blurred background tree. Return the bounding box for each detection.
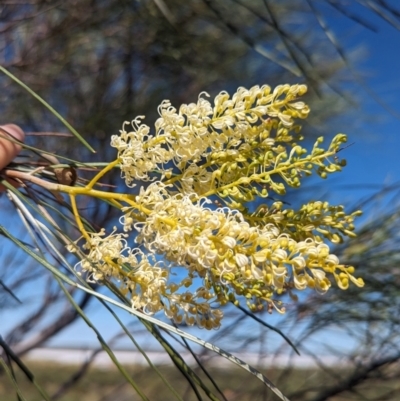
[1,1,400,400]
[1,0,359,145]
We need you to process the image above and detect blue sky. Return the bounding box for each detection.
[331,9,400,200]
[2,5,400,357]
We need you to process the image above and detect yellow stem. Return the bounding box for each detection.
[110,199,123,209]
[157,215,177,227]
[70,195,91,243]
[86,158,121,189]
[3,169,152,215]
[104,257,130,278]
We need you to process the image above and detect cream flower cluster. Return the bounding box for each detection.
[110,117,172,186]
[110,84,310,189]
[70,229,168,314]
[130,183,363,313]
[78,181,363,322]
[71,83,364,329]
[72,229,224,328]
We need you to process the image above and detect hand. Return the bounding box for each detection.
[0,124,25,190]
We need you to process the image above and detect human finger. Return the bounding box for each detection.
[0,124,25,170]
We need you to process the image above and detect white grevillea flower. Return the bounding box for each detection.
[111,84,311,189]
[111,118,172,187]
[73,228,170,314]
[130,185,350,298]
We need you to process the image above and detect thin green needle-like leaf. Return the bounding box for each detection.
[167,325,228,401]
[144,321,216,401]
[2,181,76,246]
[306,0,400,119]
[0,336,51,401]
[1,128,91,167]
[236,304,300,355]
[55,276,150,401]
[201,0,301,76]
[0,66,95,153]
[105,308,185,401]
[0,357,27,401]
[3,138,90,167]
[359,0,400,30]
[99,283,185,400]
[104,281,214,400]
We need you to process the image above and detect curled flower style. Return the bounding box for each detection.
[110,117,172,187]
[180,164,213,195]
[73,228,131,282]
[72,228,168,314]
